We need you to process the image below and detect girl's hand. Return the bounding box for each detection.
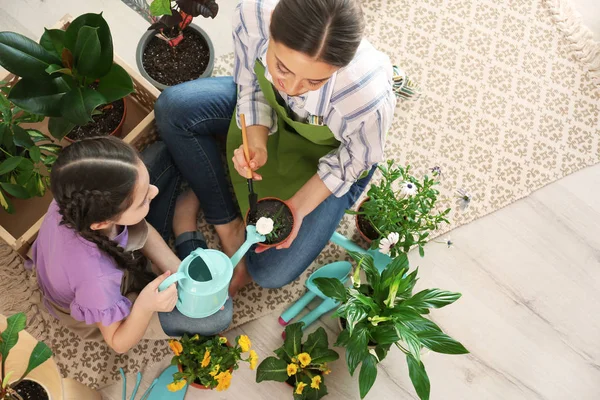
[137,271,178,313]
[232,145,267,180]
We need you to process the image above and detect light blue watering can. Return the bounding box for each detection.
[279,232,393,330]
[158,225,265,318]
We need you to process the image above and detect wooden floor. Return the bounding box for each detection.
[1,1,599,399]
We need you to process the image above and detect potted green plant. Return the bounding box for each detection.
[349,161,450,258]
[0,313,53,400]
[256,322,338,399]
[125,0,218,90]
[0,83,61,213]
[167,333,257,392]
[314,251,468,400]
[246,197,295,248]
[0,13,135,142]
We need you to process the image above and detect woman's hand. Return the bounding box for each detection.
[137,271,178,313]
[232,144,267,180]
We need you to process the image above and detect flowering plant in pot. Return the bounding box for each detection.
[0,84,61,213]
[348,161,450,258]
[0,13,134,142]
[0,313,53,400]
[256,322,338,399]
[167,333,257,392]
[124,0,218,89]
[313,251,468,400]
[246,197,295,248]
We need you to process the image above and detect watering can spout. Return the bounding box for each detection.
[230,225,266,268]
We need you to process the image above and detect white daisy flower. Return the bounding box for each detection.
[456,188,472,211]
[431,166,442,177]
[400,182,417,197]
[379,232,400,254]
[255,217,274,235]
[436,236,453,248]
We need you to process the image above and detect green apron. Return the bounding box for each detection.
[227,61,340,215]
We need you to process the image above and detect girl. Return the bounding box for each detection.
[155,0,397,296]
[29,136,232,353]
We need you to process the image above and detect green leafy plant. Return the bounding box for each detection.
[0,83,60,213]
[256,322,338,399]
[148,0,218,47]
[167,334,257,392]
[0,313,53,400]
[349,161,450,258]
[0,13,134,140]
[314,251,468,400]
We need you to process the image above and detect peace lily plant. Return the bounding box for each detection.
[314,251,468,400]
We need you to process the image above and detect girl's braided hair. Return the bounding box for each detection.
[51,136,143,271]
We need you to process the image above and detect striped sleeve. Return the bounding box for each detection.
[232,0,277,132]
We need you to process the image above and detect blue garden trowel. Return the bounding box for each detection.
[329,231,392,273]
[279,261,352,330]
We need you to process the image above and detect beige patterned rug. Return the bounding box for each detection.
[1,0,598,390]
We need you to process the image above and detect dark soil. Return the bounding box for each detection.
[246,199,293,245]
[13,379,49,400]
[356,203,379,241]
[66,98,125,141]
[142,27,210,86]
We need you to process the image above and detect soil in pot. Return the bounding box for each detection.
[66,97,125,141]
[356,202,379,241]
[246,199,293,245]
[142,27,210,86]
[13,379,49,400]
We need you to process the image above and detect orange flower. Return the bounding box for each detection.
[169,340,183,356]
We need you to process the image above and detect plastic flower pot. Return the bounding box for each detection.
[354,197,379,244]
[177,336,233,390]
[65,98,128,143]
[245,197,295,249]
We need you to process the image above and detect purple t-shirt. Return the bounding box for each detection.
[29,201,132,326]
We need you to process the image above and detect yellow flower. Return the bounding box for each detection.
[295,382,307,395]
[287,363,298,376]
[219,336,228,344]
[191,334,200,341]
[297,353,311,368]
[249,350,259,370]
[169,340,183,356]
[201,350,211,368]
[238,335,251,352]
[291,356,298,363]
[320,363,331,375]
[209,364,220,377]
[215,371,232,391]
[167,379,186,392]
[311,375,322,389]
[323,369,331,375]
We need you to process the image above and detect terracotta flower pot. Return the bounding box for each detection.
[245,197,296,249]
[65,97,128,143]
[177,336,233,390]
[355,197,377,244]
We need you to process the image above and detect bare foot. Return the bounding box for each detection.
[173,190,200,237]
[229,261,253,297]
[214,217,246,258]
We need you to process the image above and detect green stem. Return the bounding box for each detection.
[395,342,409,355]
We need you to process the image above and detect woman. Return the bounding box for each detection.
[155,0,396,296]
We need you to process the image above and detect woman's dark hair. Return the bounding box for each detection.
[270,0,365,68]
[51,136,142,271]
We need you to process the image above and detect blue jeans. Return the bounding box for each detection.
[141,142,233,336]
[155,77,374,289]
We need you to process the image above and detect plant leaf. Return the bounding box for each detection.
[38,143,63,155]
[302,327,328,355]
[283,322,304,359]
[26,129,51,143]
[358,353,378,399]
[0,156,23,175]
[39,28,66,58]
[150,0,173,16]
[29,145,42,163]
[345,305,368,336]
[8,76,72,117]
[0,182,30,199]
[73,26,101,76]
[346,324,369,376]
[334,328,350,347]
[60,87,106,125]
[0,188,14,213]
[48,117,75,140]
[402,289,462,312]
[312,277,347,302]
[64,13,113,78]
[0,313,27,363]
[374,343,391,362]
[370,324,400,345]
[380,253,409,288]
[407,354,430,400]
[309,348,339,365]
[417,329,468,354]
[96,63,134,103]
[397,323,422,362]
[0,32,61,78]
[11,125,34,148]
[45,64,72,76]
[21,341,52,378]
[255,356,289,383]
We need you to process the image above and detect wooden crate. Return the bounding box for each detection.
[0,15,161,259]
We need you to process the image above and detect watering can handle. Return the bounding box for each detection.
[330,232,366,254]
[158,271,184,292]
[230,225,266,268]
